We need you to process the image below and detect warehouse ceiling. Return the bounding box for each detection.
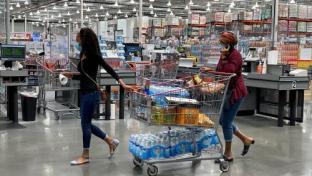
[1,0,312,24]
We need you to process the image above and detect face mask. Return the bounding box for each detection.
[75,43,82,52]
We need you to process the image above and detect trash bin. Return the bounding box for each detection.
[20,92,38,121]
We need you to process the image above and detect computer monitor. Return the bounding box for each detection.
[0,44,26,61]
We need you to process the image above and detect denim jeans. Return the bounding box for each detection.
[80,91,106,149]
[219,91,244,142]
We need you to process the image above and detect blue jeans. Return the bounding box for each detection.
[80,91,106,149]
[219,92,244,142]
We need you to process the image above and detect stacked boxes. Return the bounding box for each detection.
[289,4,298,18]
[224,13,232,23]
[288,21,298,32]
[214,12,225,22]
[298,22,307,32]
[307,22,312,32]
[279,4,289,18]
[279,20,288,32]
[298,5,308,19]
[189,14,200,24]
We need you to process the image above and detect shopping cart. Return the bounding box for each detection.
[36,57,80,120]
[129,71,235,176]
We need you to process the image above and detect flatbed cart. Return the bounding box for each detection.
[36,57,80,120]
[129,71,235,176]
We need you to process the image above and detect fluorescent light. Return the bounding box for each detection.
[37,10,40,14]
[150,10,154,14]
[76,10,80,14]
[58,13,62,17]
[117,9,122,14]
[170,11,174,16]
[9,6,13,10]
[228,8,231,13]
[189,0,194,5]
[125,13,128,18]
[130,0,135,4]
[207,2,211,7]
[167,1,171,6]
[76,0,80,3]
[289,0,296,4]
[44,8,48,12]
[206,7,211,11]
[53,5,56,10]
[149,4,153,9]
[25,0,29,5]
[114,15,117,19]
[69,18,72,21]
[252,2,259,9]
[64,2,68,7]
[51,15,54,18]
[106,11,110,16]
[18,15,21,19]
[167,8,171,12]
[62,19,65,22]
[95,13,99,17]
[185,5,189,10]
[30,12,33,16]
[114,0,119,7]
[133,7,137,12]
[150,0,154,2]
[67,11,71,15]
[154,13,157,17]
[100,5,104,9]
[87,7,91,12]
[86,15,89,19]
[16,2,20,8]
[230,1,235,8]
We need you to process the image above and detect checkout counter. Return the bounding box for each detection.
[240,64,310,127]
[0,44,29,124]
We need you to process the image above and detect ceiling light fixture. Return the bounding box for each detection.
[24,0,29,5]
[95,13,99,17]
[154,13,157,17]
[51,15,54,18]
[9,6,13,10]
[167,8,171,12]
[69,18,72,21]
[130,0,135,4]
[64,2,68,7]
[62,19,65,23]
[133,7,137,12]
[44,8,48,12]
[230,1,235,8]
[16,2,20,8]
[114,0,119,7]
[150,10,154,14]
[125,13,128,18]
[185,5,189,10]
[228,8,231,13]
[114,15,117,19]
[106,11,110,16]
[76,10,80,14]
[86,15,89,19]
[252,2,259,9]
[207,2,211,7]
[87,7,91,12]
[58,13,62,17]
[167,1,171,7]
[117,9,122,14]
[206,7,211,11]
[53,5,56,10]
[30,12,33,16]
[76,0,80,3]
[37,10,40,14]
[149,4,153,9]
[18,15,21,19]
[100,5,104,9]
[170,11,174,16]
[150,0,154,2]
[189,0,194,6]
[289,0,296,4]
[67,11,71,15]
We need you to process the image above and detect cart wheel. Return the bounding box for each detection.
[133,157,143,168]
[219,160,230,172]
[55,113,60,120]
[147,165,158,176]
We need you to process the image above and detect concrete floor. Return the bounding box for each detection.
[1,104,312,176]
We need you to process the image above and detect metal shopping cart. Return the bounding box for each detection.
[36,57,80,120]
[129,71,235,176]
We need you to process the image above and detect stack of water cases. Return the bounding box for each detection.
[129,129,220,160]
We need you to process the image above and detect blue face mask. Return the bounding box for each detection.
[75,43,82,52]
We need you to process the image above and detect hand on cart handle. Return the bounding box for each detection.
[61,72,80,79]
[200,67,214,72]
[118,79,141,92]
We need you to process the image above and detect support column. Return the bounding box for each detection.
[24,15,27,32]
[139,0,143,43]
[68,22,71,56]
[11,18,14,33]
[5,0,10,44]
[80,0,84,27]
[271,0,279,49]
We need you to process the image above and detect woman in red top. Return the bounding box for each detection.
[203,32,254,162]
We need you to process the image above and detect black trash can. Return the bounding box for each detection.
[20,93,37,121]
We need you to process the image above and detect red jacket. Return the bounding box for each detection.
[216,49,248,104]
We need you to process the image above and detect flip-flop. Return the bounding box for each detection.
[70,158,90,165]
[241,140,255,156]
[214,155,234,164]
[109,139,120,159]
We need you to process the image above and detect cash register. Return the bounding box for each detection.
[0,44,28,124]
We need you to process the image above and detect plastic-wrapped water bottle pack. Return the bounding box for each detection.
[128,129,219,160]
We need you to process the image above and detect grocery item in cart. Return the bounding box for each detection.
[200,82,225,94]
[176,106,200,125]
[198,113,214,128]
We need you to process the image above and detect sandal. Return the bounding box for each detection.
[109,139,120,159]
[70,156,90,165]
[215,155,234,164]
[241,139,255,156]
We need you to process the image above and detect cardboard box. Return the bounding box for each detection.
[279,20,288,32]
[253,9,262,20]
[308,6,312,18]
[289,4,298,18]
[307,22,312,32]
[288,21,297,32]
[279,3,289,18]
[214,12,225,22]
[224,13,232,23]
[189,14,200,24]
[298,5,308,19]
[244,11,253,20]
[199,16,207,24]
[298,22,307,32]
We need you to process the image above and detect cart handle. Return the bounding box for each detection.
[201,70,236,77]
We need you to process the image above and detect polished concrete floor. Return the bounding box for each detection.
[1,103,312,176]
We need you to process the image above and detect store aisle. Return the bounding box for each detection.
[1,109,312,176]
